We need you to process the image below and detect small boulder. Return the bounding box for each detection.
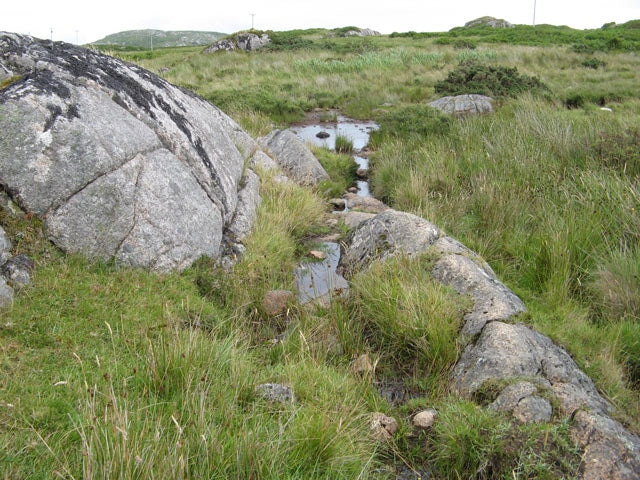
[236,33,271,51]
[255,383,295,403]
[262,290,294,317]
[412,409,438,429]
[464,16,514,29]
[259,130,329,186]
[1,254,34,288]
[429,94,493,115]
[330,198,346,210]
[356,168,368,179]
[249,150,279,172]
[370,412,398,440]
[308,250,327,260]
[316,131,330,139]
[347,186,358,193]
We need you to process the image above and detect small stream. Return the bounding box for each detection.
[290,114,378,197]
[290,113,378,304]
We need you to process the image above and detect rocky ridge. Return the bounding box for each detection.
[336,206,640,478]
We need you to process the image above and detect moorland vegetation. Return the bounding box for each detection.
[1,20,639,478]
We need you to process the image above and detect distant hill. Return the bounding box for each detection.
[92,29,226,49]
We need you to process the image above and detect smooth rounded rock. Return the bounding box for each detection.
[412,409,438,429]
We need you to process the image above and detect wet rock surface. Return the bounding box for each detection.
[429,94,494,115]
[0,33,259,272]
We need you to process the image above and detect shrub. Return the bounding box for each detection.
[581,57,606,69]
[453,39,477,50]
[565,93,585,109]
[434,61,550,98]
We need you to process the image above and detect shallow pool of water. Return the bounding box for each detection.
[294,242,349,304]
[290,116,378,152]
[290,115,378,198]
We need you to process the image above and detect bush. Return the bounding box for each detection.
[581,57,607,69]
[453,39,477,50]
[434,61,550,98]
[565,93,585,109]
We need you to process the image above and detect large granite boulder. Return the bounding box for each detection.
[428,94,493,115]
[0,33,259,271]
[259,130,329,186]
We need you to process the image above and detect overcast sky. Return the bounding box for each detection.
[2,0,638,45]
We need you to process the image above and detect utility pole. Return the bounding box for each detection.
[533,0,537,27]
[250,13,255,30]
[150,32,153,51]
[50,28,53,44]
[75,30,79,45]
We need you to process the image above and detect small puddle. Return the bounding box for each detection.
[290,114,378,198]
[294,242,349,304]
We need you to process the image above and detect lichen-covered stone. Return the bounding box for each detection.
[431,254,526,337]
[259,130,329,186]
[255,383,295,403]
[429,94,493,115]
[340,209,440,277]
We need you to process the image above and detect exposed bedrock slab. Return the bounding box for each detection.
[431,254,526,337]
[452,321,612,416]
[0,32,261,271]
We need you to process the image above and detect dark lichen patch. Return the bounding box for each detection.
[1,34,219,197]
